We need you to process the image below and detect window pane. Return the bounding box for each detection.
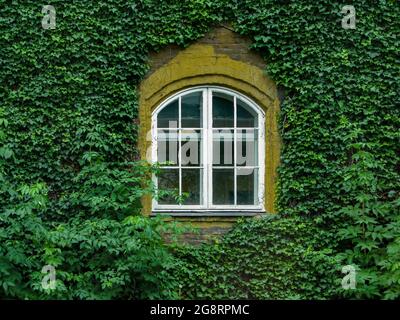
[182,92,202,128]
[213,169,234,205]
[157,99,178,128]
[157,169,179,205]
[181,129,201,167]
[182,169,202,205]
[157,129,178,165]
[154,88,262,209]
[237,168,258,205]
[212,92,234,127]
[213,129,234,166]
[236,129,258,166]
[237,98,257,127]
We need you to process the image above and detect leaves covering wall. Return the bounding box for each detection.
[0,0,399,299]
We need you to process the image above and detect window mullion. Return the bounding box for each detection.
[203,89,208,208]
[234,95,237,206]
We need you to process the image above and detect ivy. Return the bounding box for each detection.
[0,0,399,299]
[173,216,338,299]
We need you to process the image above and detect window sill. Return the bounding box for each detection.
[150,210,265,217]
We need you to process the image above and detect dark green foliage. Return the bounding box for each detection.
[1,0,399,299]
[173,215,338,299]
[0,156,184,299]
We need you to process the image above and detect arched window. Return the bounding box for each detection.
[152,86,265,212]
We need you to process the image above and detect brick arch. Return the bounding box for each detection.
[139,27,280,229]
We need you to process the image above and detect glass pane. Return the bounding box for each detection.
[237,98,257,127]
[157,99,178,128]
[157,169,179,205]
[181,130,201,167]
[213,169,234,205]
[182,169,202,205]
[236,129,258,166]
[181,92,202,128]
[213,129,234,166]
[212,92,234,128]
[237,168,258,205]
[157,129,178,165]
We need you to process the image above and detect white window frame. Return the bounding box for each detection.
[151,86,265,213]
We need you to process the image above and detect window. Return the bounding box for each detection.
[152,86,265,212]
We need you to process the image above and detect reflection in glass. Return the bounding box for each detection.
[237,168,257,205]
[212,92,234,127]
[237,98,257,127]
[182,169,202,205]
[213,169,234,205]
[157,99,178,128]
